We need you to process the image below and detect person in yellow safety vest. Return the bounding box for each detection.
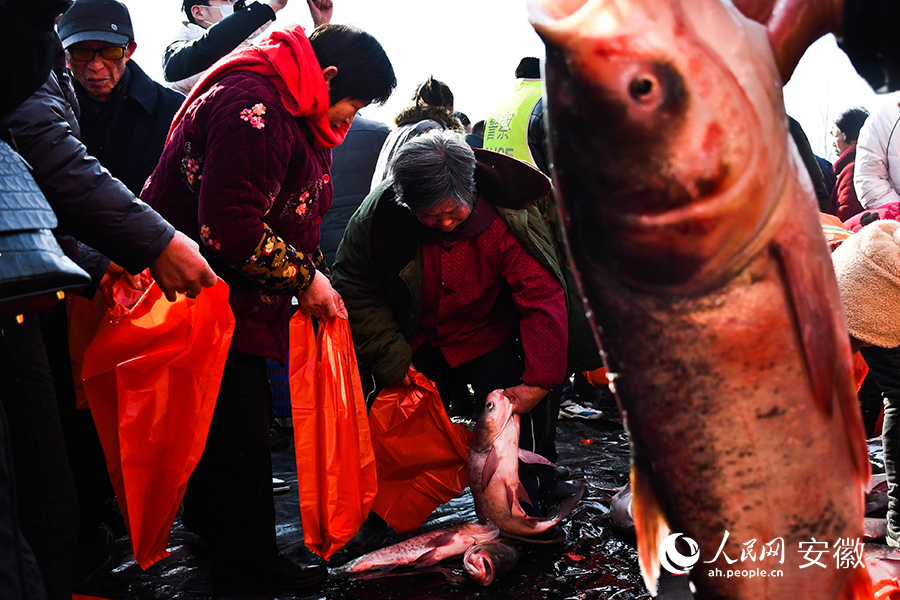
[483,57,543,166]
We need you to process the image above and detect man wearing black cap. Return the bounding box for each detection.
[58,0,184,197]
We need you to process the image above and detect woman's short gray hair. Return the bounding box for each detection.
[389,129,476,212]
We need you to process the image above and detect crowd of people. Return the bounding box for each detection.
[5,0,900,598]
[0,0,597,598]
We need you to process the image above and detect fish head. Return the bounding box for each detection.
[472,390,515,451]
[531,0,788,295]
[463,541,521,586]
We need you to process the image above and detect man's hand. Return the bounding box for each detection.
[268,0,288,13]
[149,230,217,302]
[306,0,333,27]
[504,384,550,415]
[297,270,347,320]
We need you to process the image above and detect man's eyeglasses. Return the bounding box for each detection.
[66,46,127,62]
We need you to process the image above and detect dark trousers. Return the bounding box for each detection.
[0,398,47,600]
[0,318,77,600]
[41,304,117,544]
[861,345,900,536]
[182,351,277,585]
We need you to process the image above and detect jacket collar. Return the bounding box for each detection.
[368,149,552,268]
[835,142,857,172]
[121,61,158,116]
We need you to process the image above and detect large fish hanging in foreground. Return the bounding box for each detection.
[529,1,872,598]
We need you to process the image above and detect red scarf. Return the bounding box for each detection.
[167,24,348,149]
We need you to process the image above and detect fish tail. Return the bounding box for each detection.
[840,564,873,599]
[631,466,670,597]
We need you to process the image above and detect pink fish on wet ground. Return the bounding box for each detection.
[531,0,871,597]
[467,389,583,538]
[463,540,520,586]
[339,522,499,573]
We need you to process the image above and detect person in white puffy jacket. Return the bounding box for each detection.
[854,92,900,211]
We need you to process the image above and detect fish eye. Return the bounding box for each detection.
[486,401,494,410]
[629,75,657,102]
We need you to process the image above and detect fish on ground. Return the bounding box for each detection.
[868,473,889,515]
[467,389,583,538]
[339,522,499,573]
[530,0,871,598]
[608,482,634,532]
[462,540,520,586]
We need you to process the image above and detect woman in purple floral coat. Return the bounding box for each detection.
[140,23,395,598]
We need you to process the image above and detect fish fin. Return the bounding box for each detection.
[773,230,871,481]
[518,448,557,467]
[514,481,535,512]
[482,447,501,492]
[631,466,670,597]
[411,548,444,568]
[771,232,836,417]
[840,565,874,599]
[546,482,585,521]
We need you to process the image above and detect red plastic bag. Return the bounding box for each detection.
[368,367,473,534]
[81,274,234,569]
[290,313,377,560]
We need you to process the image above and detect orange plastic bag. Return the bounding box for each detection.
[368,367,473,534]
[821,212,852,251]
[81,274,234,569]
[582,366,610,388]
[290,313,377,560]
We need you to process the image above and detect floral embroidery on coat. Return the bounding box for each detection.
[199,224,222,251]
[279,178,326,222]
[180,142,204,191]
[240,103,266,130]
[239,224,315,292]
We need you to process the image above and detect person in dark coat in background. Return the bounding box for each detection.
[788,116,831,212]
[319,114,389,265]
[818,154,837,196]
[829,107,870,222]
[59,0,185,197]
[0,1,216,599]
[466,119,484,149]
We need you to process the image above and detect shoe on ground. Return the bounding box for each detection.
[888,520,900,548]
[558,399,603,420]
[503,523,566,545]
[272,477,290,494]
[342,512,389,558]
[265,554,328,592]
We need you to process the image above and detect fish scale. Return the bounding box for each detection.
[531,0,871,598]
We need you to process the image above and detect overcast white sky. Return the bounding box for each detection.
[117,1,885,163]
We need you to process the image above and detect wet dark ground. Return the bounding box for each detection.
[74,393,696,600]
